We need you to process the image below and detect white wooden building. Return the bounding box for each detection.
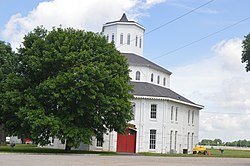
[52,14,203,154]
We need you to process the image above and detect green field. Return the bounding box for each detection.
[208,148,250,158]
[141,148,250,158]
[0,144,116,155]
[1,144,250,158]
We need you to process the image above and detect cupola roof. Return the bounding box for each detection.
[103,13,145,30]
[120,13,128,22]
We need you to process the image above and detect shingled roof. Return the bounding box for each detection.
[103,14,144,29]
[130,82,203,108]
[123,53,172,75]
[120,13,128,22]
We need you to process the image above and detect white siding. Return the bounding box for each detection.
[103,23,144,56]
[129,66,171,88]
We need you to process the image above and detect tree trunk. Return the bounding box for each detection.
[65,140,72,151]
[0,124,6,145]
[21,137,27,144]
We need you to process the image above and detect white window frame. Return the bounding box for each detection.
[132,102,136,120]
[111,33,115,42]
[135,35,138,47]
[151,73,154,82]
[150,104,157,119]
[106,34,109,42]
[157,75,160,84]
[175,107,178,122]
[174,131,177,151]
[188,110,191,124]
[127,33,130,45]
[191,133,194,149]
[120,33,123,44]
[149,129,156,149]
[135,71,140,80]
[139,37,142,48]
[170,130,173,151]
[192,110,194,124]
[171,106,174,121]
[163,77,166,86]
[96,138,103,147]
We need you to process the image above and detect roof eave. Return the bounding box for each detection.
[103,22,145,31]
[129,63,172,75]
[133,95,204,109]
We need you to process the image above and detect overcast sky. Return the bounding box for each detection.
[0,0,250,142]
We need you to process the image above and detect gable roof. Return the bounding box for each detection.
[130,81,203,108]
[123,53,172,75]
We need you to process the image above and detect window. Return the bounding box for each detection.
[127,33,130,45]
[188,110,191,124]
[150,104,157,119]
[191,133,194,149]
[174,131,177,151]
[163,78,166,86]
[135,71,140,80]
[171,106,174,121]
[120,33,123,44]
[135,35,138,47]
[151,73,154,82]
[111,33,115,42]
[149,130,156,149]
[170,130,173,151]
[139,37,142,48]
[192,111,194,124]
[175,107,178,121]
[96,139,103,147]
[187,132,190,150]
[132,103,136,120]
[106,34,109,42]
[157,75,160,84]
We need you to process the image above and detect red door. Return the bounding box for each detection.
[117,129,136,153]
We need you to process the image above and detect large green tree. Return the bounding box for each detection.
[3,27,133,150]
[0,41,20,144]
[242,33,250,72]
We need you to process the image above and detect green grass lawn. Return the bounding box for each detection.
[0,144,116,155]
[1,144,250,158]
[208,148,250,158]
[141,148,250,158]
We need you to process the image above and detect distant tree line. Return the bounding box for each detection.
[200,139,250,147]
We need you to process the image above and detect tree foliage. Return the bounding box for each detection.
[0,41,20,144]
[200,139,250,147]
[199,139,223,146]
[225,140,250,147]
[242,33,250,72]
[1,27,133,149]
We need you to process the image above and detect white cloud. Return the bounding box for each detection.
[212,39,244,71]
[1,0,166,50]
[146,0,166,7]
[171,38,250,141]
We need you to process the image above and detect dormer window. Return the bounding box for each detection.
[163,77,166,86]
[157,75,160,84]
[127,33,130,45]
[136,71,140,80]
[120,33,123,44]
[135,35,138,47]
[151,73,154,82]
[111,33,115,42]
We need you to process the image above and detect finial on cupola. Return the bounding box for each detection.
[120,13,128,22]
